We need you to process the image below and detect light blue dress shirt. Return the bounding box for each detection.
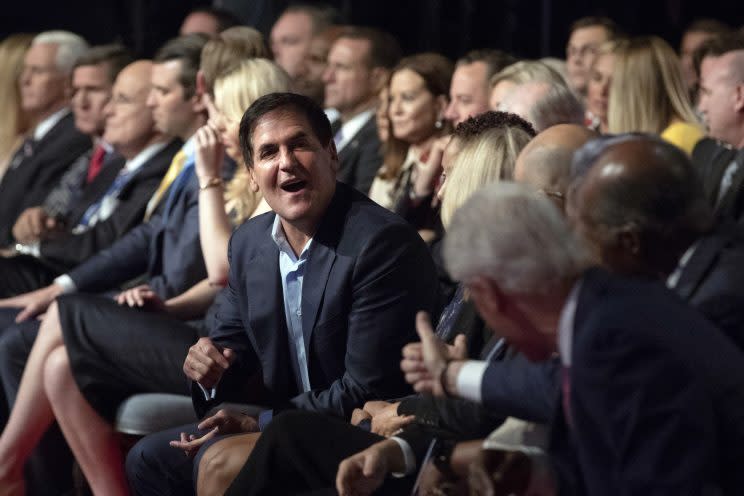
[271,214,313,393]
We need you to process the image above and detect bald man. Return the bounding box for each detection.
[514,124,597,210]
[498,81,584,132]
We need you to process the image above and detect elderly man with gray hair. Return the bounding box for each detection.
[0,30,91,247]
[498,80,585,132]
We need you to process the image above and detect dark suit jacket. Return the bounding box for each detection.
[551,268,744,496]
[198,182,437,419]
[692,138,744,221]
[335,116,382,195]
[66,156,206,300]
[37,140,180,272]
[0,112,92,245]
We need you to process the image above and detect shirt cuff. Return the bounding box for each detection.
[15,242,40,257]
[258,409,274,431]
[390,436,416,477]
[480,440,556,496]
[53,274,77,294]
[455,360,489,403]
[197,383,217,402]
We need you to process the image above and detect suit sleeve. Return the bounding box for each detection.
[288,223,438,418]
[350,135,382,195]
[39,174,160,268]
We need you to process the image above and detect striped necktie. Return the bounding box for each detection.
[144,149,186,221]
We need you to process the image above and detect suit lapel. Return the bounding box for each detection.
[673,232,727,301]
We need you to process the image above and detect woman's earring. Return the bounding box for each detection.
[435,118,443,129]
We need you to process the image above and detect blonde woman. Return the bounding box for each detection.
[608,36,704,155]
[0,59,289,496]
[0,34,34,180]
[585,41,617,133]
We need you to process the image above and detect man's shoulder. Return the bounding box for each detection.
[335,184,414,243]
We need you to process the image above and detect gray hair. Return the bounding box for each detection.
[32,31,89,74]
[500,81,584,132]
[444,182,591,293]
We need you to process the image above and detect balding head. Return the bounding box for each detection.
[499,81,584,132]
[568,134,712,278]
[515,124,597,210]
[698,49,744,148]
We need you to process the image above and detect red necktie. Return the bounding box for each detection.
[86,146,107,184]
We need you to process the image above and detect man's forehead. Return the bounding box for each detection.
[569,26,608,45]
[252,110,316,145]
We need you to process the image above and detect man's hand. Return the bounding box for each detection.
[336,440,403,496]
[468,448,532,496]
[351,408,372,425]
[369,402,414,437]
[183,337,235,389]
[115,284,165,312]
[0,284,63,322]
[169,409,258,457]
[12,207,49,244]
[401,312,467,396]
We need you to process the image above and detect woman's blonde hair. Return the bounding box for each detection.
[0,34,34,170]
[214,58,291,222]
[489,60,565,89]
[440,125,532,227]
[608,36,700,134]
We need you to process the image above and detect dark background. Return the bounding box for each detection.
[2,0,743,59]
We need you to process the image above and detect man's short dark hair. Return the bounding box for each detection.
[456,49,518,82]
[570,16,621,39]
[453,111,537,143]
[693,32,744,79]
[153,34,209,98]
[73,44,133,84]
[239,92,332,167]
[337,26,401,70]
[188,6,242,32]
[284,3,339,34]
[685,18,731,37]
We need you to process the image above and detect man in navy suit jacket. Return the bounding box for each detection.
[340,179,744,496]
[125,92,437,495]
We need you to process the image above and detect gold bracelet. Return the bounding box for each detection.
[199,177,223,191]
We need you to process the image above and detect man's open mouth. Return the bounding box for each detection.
[280,179,307,192]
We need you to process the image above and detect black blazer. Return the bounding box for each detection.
[199,182,438,419]
[38,140,181,272]
[335,116,382,195]
[66,154,206,300]
[0,112,92,245]
[692,138,744,221]
[551,268,744,496]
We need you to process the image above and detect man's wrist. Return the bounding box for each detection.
[380,438,407,474]
[443,360,465,396]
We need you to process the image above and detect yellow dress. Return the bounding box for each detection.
[660,121,705,156]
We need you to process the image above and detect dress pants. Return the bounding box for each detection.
[0,255,58,298]
[225,410,414,496]
[0,317,73,496]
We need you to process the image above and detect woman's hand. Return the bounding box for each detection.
[194,122,225,183]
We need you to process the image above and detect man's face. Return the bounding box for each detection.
[294,34,331,104]
[698,54,743,147]
[566,26,609,96]
[323,38,376,115]
[103,62,155,154]
[270,11,314,80]
[248,109,338,230]
[680,30,715,91]
[19,42,69,114]
[147,60,198,139]
[71,63,113,136]
[444,61,490,126]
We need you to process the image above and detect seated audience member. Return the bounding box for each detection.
[0,58,289,496]
[179,6,241,37]
[215,112,536,496]
[539,57,569,82]
[368,53,452,215]
[444,49,517,126]
[346,176,744,495]
[489,60,565,110]
[270,4,337,87]
[498,80,584,131]
[608,36,704,155]
[565,16,619,102]
[0,33,34,180]
[694,35,744,220]
[0,31,91,246]
[584,41,617,132]
[294,25,344,106]
[679,19,732,99]
[11,44,133,247]
[324,27,400,194]
[124,92,437,496]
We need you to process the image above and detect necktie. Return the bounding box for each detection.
[8,136,35,170]
[144,149,187,221]
[86,145,107,184]
[75,166,136,229]
[333,127,344,149]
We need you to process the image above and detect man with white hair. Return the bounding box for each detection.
[498,80,584,132]
[0,31,91,246]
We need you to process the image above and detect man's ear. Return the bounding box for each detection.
[434,94,449,122]
[616,224,641,256]
[734,82,744,113]
[247,167,260,193]
[469,276,505,317]
[327,139,340,173]
[191,74,207,114]
[370,67,390,95]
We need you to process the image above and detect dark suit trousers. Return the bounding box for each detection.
[0,255,58,298]
[0,315,73,496]
[225,410,413,496]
